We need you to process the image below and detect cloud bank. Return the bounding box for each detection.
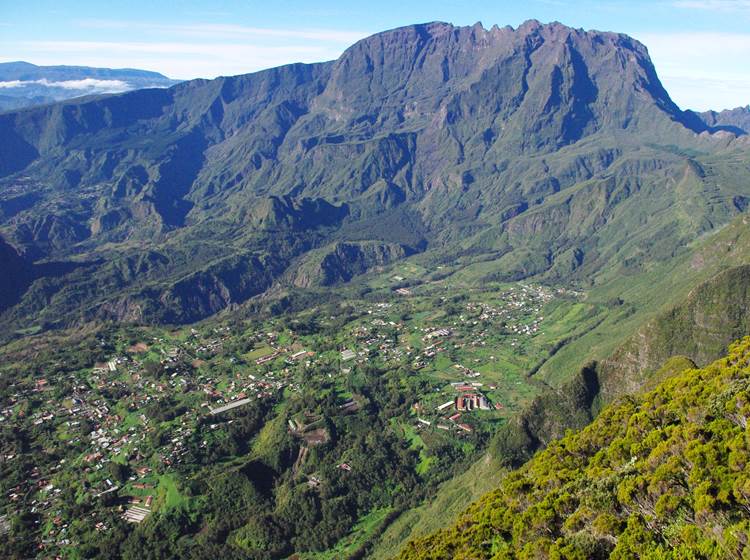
[0,78,132,93]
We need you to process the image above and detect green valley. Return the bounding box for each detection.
[1,14,750,560]
[397,337,750,559]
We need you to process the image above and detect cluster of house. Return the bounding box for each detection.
[349,314,411,366]
[2,317,367,554]
[434,383,492,413]
[0,326,263,551]
[1,281,575,554]
[460,284,555,342]
[5,460,69,548]
[453,364,481,378]
[422,327,453,342]
[122,494,153,523]
[454,391,491,411]
[4,386,147,548]
[414,382,496,435]
[344,287,556,381]
[415,414,474,434]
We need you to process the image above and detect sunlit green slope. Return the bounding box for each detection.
[397,338,750,559]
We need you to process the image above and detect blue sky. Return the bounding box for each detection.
[1,0,749,111]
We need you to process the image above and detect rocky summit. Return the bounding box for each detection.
[0,21,748,333]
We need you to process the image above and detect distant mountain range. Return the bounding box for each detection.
[0,21,748,336]
[0,61,179,111]
[696,105,750,136]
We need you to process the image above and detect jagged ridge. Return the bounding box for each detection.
[0,20,748,333]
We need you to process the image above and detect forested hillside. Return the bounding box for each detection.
[2,17,750,560]
[397,337,750,559]
[0,21,749,335]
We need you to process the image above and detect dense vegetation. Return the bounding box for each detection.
[1,21,749,336]
[2,256,748,559]
[398,338,750,559]
[2,17,750,560]
[3,273,570,559]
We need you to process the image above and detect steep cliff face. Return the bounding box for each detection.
[0,21,748,332]
[490,263,750,466]
[291,241,413,288]
[0,236,32,311]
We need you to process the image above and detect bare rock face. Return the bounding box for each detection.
[0,236,32,311]
[0,20,748,331]
[695,105,750,135]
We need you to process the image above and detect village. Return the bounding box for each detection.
[0,279,583,556]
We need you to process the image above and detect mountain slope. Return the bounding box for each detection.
[397,337,750,559]
[369,251,750,557]
[490,263,750,468]
[0,234,32,310]
[0,21,749,335]
[695,105,750,136]
[594,263,750,402]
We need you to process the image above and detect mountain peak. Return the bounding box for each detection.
[0,20,744,330]
[321,18,682,141]
[695,104,750,135]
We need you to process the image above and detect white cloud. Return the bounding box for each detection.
[0,78,131,93]
[635,31,750,110]
[77,19,370,43]
[57,79,129,91]
[672,0,750,11]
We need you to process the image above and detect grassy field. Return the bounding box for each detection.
[243,344,276,361]
[397,421,434,475]
[537,214,750,385]
[295,508,393,560]
[369,452,507,560]
[156,474,187,510]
